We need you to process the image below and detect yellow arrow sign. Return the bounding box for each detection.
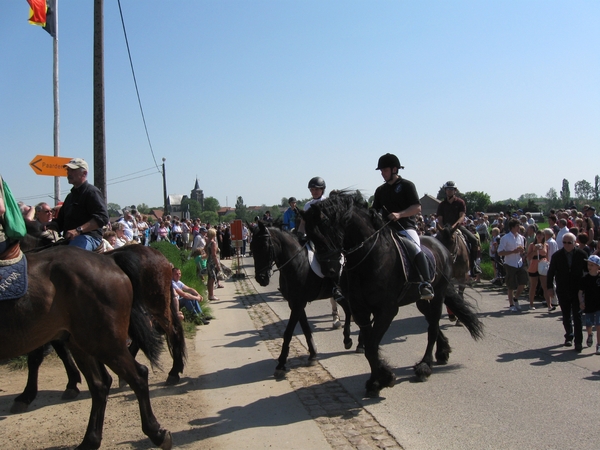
[29,155,73,177]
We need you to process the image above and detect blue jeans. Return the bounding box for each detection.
[179,298,202,315]
[69,235,102,251]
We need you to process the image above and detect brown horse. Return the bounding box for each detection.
[0,245,172,449]
[435,224,471,309]
[13,230,186,413]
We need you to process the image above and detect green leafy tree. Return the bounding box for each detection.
[595,175,600,201]
[107,203,121,217]
[574,179,593,200]
[136,203,151,214]
[281,197,289,207]
[181,198,203,218]
[223,212,236,223]
[462,191,491,216]
[200,211,218,225]
[203,197,220,212]
[235,196,247,220]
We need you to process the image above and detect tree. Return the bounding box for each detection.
[462,191,491,216]
[560,179,570,205]
[574,179,593,200]
[235,196,247,220]
[280,197,289,207]
[181,198,202,218]
[203,197,220,212]
[107,203,121,217]
[595,175,600,201]
[518,193,537,202]
[136,203,151,214]
[200,211,218,225]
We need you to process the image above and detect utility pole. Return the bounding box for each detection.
[162,158,168,214]
[93,0,107,201]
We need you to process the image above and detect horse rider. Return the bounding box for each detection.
[300,176,344,329]
[436,181,482,278]
[282,197,299,231]
[372,153,434,300]
[49,158,109,251]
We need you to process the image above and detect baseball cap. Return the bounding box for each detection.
[64,158,89,171]
[585,255,600,266]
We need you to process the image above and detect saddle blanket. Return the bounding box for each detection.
[394,237,436,283]
[0,251,28,301]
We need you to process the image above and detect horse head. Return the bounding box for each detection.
[249,221,274,286]
[301,191,359,278]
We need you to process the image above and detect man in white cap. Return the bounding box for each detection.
[52,158,109,250]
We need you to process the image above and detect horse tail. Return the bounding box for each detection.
[444,285,484,340]
[110,249,164,368]
[128,299,164,368]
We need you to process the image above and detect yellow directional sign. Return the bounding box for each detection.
[29,155,72,177]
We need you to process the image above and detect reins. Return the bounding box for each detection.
[254,228,305,278]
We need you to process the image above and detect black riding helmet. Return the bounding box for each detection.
[375,153,404,170]
[443,181,458,190]
[308,177,326,189]
[288,197,297,203]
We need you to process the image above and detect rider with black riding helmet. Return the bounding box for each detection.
[436,181,482,277]
[372,153,434,300]
[282,196,299,231]
[299,176,344,329]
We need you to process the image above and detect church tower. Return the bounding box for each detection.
[190,178,204,210]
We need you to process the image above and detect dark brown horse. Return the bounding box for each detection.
[435,224,471,299]
[0,245,172,449]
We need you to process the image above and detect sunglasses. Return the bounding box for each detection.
[562,241,574,245]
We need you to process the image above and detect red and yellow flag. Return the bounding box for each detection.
[27,0,56,37]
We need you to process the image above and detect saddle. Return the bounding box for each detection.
[390,232,436,284]
[0,241,28,301]
[305,241,344,279]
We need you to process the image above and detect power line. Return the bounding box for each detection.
[117,0,162,174]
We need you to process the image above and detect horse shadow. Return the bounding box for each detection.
[496,344,595,366]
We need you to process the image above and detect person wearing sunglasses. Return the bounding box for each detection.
[546,232,588,352]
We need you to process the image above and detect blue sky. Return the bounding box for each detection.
[1,1,598,210]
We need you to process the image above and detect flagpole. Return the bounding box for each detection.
[53,0,60,204]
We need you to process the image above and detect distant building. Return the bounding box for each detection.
[420,194,441,217]
[166,178,204,215]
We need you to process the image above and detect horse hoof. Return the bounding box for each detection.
[414,362,432,382]
[274,369,287,379]
[365,389,380,398]
[118,378,128,389]
[61,388,80,400]
[344,339,353,350]
[165,375,180,386]
[159,430,173,450]
[307,357,319,366]
[10,401,29,414]
[355,346,365,354]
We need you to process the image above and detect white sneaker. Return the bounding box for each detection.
[509,305,518,312]
[514,301,521,311]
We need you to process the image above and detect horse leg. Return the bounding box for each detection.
[67,347,113,450]
[434,329,452,364]
[52,340,82,400]
[11,346,45,413]
[296,308,318,365]
[361,307,397,397]
[119,340,140,389]
[337,297,354,350]
[414,297,443,381]
[275,309,300,379]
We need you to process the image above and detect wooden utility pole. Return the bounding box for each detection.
[93,0,107,200]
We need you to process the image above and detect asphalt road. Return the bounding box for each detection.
[240,256,600,450]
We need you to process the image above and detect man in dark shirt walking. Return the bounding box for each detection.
[53,158,109,251]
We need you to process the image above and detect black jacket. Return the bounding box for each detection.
[546,247,587,299]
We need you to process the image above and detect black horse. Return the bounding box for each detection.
[301,191,484,397]
[250,221,359,378]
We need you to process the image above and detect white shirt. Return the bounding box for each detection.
[498,231,525,268]
[304,196,326,211]
[556,227,568,250]
[546,237,558,261]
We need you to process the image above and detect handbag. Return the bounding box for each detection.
[1,178,27,239]
[538,258,549,276]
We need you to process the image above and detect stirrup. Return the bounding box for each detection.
[419,282,434,301]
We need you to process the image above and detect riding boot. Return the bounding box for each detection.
[413,251,434,300]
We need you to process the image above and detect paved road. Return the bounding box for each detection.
[238,256,600,450]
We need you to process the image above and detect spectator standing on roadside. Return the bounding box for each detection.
[498,218,527,312]
[547,232,587,351]
[579,254,600,354]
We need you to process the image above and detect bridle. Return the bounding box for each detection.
[254,227,305,280]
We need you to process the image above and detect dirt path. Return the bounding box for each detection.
[0,338,209,450]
